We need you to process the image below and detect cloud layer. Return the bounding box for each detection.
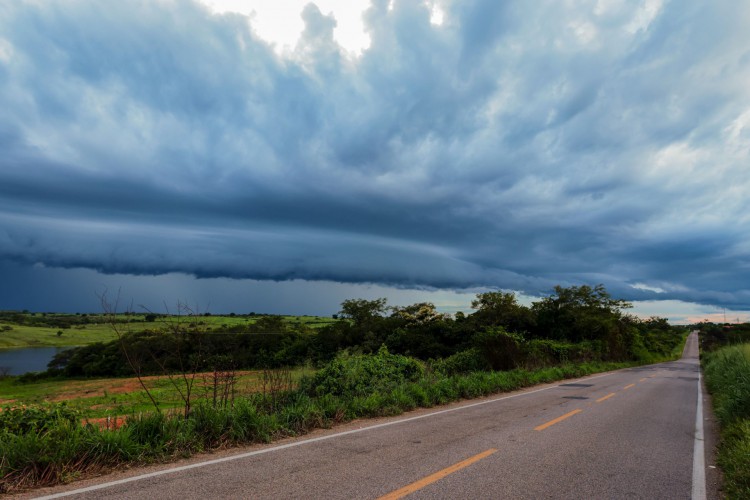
[1,0,750,309]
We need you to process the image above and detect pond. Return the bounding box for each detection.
[0,347,70,376]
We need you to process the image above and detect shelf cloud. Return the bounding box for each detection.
[1,0,749,311]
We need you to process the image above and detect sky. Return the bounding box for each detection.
[1,0,749,323]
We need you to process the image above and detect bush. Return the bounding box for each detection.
[0,404,80,435]
[431,348,490,375]
[524,339,602,367]
[718,420,750,498]
[302,346,424,398]
[473,327,524,371]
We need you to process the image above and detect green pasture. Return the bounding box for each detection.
[0,313,336,349]
[193,315,336,329]
[0,323,117,348]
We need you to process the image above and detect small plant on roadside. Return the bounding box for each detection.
[0,404,80,435]
[261,366,294,411]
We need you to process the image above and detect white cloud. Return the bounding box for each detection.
[199,0,371,55]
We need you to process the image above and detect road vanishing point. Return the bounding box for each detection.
[25,331,718,499]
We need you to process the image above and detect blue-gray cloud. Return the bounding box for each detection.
[1,0,749,310]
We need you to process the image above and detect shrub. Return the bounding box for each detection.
[473,327,524,371]
[431,348,489,375]
[0,404,80,435]
[301,346,424,398]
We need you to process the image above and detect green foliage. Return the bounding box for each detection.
[0,418,135,491]
[704,345,750,424]
[229,398,278,442]
[390,302,446,325]
[338,298,388,326]
[472,327,524,371]
[0,404,80,435]
[49,327,317,377]
[126,411,175,450]
[0,312,333,350]
[627,319,688,363]
[532,284,631,343]
[302,346,424,398]
[699,322,750,352]
[470,291,535,334]
[717,420,750,499]
[431,348,490,375]
[524,339,602,366]
[703,344,750,498]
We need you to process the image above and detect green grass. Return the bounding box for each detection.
[177,315,337,330]
[703,343,750,499]
[0,314,336,349]
[0,367,314,419]
[0,323,118,348]
[671,329,691,358]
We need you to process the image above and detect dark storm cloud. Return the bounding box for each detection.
[1,0,750,309]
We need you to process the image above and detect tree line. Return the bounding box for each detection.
[41,284,684,379]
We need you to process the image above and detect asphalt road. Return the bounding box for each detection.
[29,331,718,499]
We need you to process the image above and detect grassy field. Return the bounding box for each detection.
[0,313,336,349]
[0,367,314,419]
[0,323,118,348]
[190,315,337,329]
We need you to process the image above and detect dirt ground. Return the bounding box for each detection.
[0,370,269,406]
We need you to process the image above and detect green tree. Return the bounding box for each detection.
[339,298,388,327]
[470,291,534,334]
[531,284,631,343]
[390,302,446,325]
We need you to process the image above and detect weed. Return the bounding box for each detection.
[703,343,750,499]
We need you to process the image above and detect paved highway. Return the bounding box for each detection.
[28,332,717,499]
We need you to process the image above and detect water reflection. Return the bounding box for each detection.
[0,347,69,376]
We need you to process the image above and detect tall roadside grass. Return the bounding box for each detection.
[0,352,635,494]
[703,343,750,499]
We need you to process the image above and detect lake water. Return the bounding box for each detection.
[0,347,70,376]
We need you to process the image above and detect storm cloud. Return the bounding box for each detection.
[1,0,749,310]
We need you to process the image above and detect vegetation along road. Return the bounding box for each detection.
[24,331,717,499]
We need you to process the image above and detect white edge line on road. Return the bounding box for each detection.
[692,369,707,500]
[33,370,621,499]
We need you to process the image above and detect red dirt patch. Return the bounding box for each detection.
[48,370,264,402]
[84,416,127,430]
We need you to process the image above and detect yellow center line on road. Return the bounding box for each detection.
[596,393,616,403]
[377,448,498,500]
[534,409,583,431]
[639,378,647,382]
[623,383,636,390]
